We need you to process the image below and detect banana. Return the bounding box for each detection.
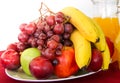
[89,18,106,52]
[61,6,110,70]
[70,29,91,69]
[101,43,111,70]
[61,7,99,43]
[88,18,111,70]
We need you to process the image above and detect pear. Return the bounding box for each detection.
[20,48,41,76]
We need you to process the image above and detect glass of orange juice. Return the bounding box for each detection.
[91,0,120,66]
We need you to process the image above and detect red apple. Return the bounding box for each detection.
[29,56,54,79]
[54,46,79,78]
[0,49,20,70]
[7,42,18,51]
[87,48,103,71]
[105,37,114,57]
[0,50,5,56]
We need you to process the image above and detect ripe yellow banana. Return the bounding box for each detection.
[61,7,99,43]
[70,29,91,69]
[101,43,111,70]
[88,18,110,70]
[89,18,106,52]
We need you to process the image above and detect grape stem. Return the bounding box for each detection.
[39,2,55,20]
[38,2,70,23]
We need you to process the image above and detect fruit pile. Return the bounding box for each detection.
[0,3,114,79]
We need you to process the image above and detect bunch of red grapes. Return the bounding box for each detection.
[16,12,74,61]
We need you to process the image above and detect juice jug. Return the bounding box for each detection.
[91,0,120,64]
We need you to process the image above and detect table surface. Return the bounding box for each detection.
[0,51,120,83]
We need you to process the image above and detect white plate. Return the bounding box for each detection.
[5,68,100,82]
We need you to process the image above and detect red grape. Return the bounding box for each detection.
[57,43,63,50]
[18,32,29,43]
[46,15,55,26]
[52,59,59,66]
[30,38,38,47]
[36,21,45,31]
[43,24,51,33]
[24,22,37,35]
[47,39,58,49]
[17,42,28,52]
[55,12,65,23]
[37,45,43,50]
[50,35,60,42]
[63,33,70,39]
[43,48,55,60]
[41,49,45,55]
[53,23,64,35]
[37,20,47,29]
[28,36,38,47]
[38,32,47,40]
[55,49,62,56]
[37,39,44,45]
[64,39,73,46]
[64,23,74,33]
[28,36,34,44]
[19,23,27,32]
[47,31,54,37]
[34,31,40,38]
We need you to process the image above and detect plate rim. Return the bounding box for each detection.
[5,69,100,82]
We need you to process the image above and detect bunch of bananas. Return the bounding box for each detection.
[61,7,110,70]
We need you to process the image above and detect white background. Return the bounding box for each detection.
[0,0,93,50]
